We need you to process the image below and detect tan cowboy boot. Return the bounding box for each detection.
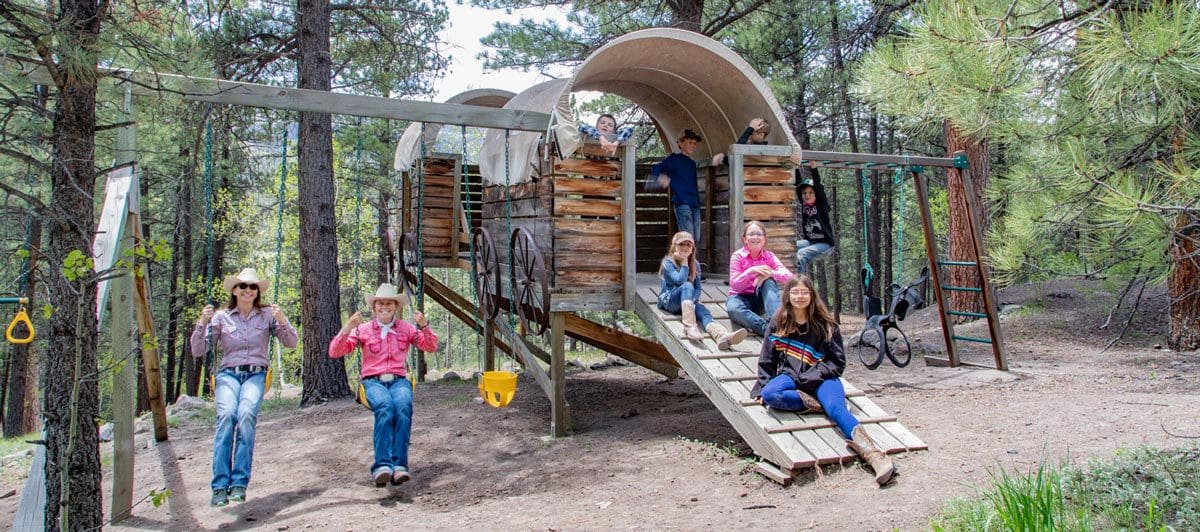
[680,301,704,341]
[847,425,896,486]
[705,323,748,350]
[799,391,823,413]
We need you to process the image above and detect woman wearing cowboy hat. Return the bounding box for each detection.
[191,268,298,506]
[329,283,438,487]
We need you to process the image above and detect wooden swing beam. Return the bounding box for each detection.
[12,60,552,132]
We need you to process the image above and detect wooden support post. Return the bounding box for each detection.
[550,312,569,437]
[729,152,744,255]
[956,164,1007,370]
[705,164,715,270]
[912,170,958,366]
[110,84,136,523]
[130,214,170,442]
[621,143,636,309]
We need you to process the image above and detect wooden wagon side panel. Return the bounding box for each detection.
[635,162,672,273]
[714,163,797,272]
[404,155,461,266]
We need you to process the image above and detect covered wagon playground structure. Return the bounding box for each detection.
[8,28,1009,523]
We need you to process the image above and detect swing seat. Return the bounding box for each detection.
[357,382,372,410]
[478,371,517,408]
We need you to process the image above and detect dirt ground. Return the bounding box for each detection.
[3,278,1199,530]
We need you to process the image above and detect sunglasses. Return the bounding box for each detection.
[235,283,259,291]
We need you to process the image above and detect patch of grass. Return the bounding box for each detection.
[0,431,39,458]
[931,447,1200,531]
[259,395,300,415]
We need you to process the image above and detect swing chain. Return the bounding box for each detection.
[893,166,906,284]
[202,120,218,389]
[860,167,874,292]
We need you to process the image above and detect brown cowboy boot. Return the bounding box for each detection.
[847,425,896,486]
[705,322,748,350]
[798,391,823,414]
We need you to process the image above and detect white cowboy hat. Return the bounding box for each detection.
[365,283,408,308]
[222,268,270,294]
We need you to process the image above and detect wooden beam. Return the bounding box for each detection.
[110,87,136,523]
[562,313,679,378]
[550,312,570,437]
[12,61,551,131]
[728,152,744,256]
[729,144,794,157]
[957,166,1008,371]
[796,149,961,169]
[913,171,958,366]
[621,143,636,309]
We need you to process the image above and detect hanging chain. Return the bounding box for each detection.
[353,118,364,307]
[893,166,906,284]
[503,129,517,335]
[202,121,218,388]
[860,168,874,292]
[461,126,486,371]
[269,126,289,384]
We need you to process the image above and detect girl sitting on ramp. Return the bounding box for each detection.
[658,231,747,350]
[750,274,896,486]
[329,283,437,487]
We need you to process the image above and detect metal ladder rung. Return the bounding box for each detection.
[947,310,987,318]
[941,286,982,292]
[937,260,977,267]
[952,334,993,344]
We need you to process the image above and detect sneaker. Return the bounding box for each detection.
[228,486,246,503]
[373,468,392,487]
[392,470,412,485]
[210,489,229,507]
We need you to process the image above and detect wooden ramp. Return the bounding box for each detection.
[631,273,926,483]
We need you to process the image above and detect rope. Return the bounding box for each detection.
[202,121,217,390]
[860,168,873,291]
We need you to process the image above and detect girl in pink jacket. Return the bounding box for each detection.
[726,221,793,335]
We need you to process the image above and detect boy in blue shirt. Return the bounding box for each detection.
[652,129,705,250]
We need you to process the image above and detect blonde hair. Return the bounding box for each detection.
[771,275,836,340]
[659,231,700,283]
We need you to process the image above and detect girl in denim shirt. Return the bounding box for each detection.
[658,232,746,350]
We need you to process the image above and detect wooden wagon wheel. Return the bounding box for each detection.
[397,232,419,296]
[509,228,550,336]
[470,227,500,322]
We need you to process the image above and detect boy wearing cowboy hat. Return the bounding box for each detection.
[651,128,707,257]
[329,283,437,487]
[192,267,298,506]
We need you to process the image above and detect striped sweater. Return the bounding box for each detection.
[750,323,845,398]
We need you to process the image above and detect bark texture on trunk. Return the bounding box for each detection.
[1168,214,1200,350]
[297,0,351,404]
[943,120,990,321]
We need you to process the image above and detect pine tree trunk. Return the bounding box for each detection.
[943,120,990,321]
[298,0,352,404]
[1168,214,1200,350]
[672,0,703,32]
[829,0,866,311]
[43,1,105,526]
[4,219,41,437]
[868,112,883,289]
[180,148,199,397]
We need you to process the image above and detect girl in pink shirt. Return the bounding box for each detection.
[329,283,437,487]
[726,221,793,336]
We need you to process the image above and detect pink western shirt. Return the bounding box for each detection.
[328,319,438,379]
[190,307,298,368]
[728,246,793,295]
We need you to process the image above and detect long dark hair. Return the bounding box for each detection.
[770,275,835,340]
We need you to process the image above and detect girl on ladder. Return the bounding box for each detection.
[726,221,793,336]
[329,283,437,487]
[658,232,747,350]
[192,268,298,506]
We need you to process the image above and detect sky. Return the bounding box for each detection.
[430,3,576,102]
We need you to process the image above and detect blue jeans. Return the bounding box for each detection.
[673,203,702,247]
[760,374,859,439]
[795,240,834,274]
[726,278,781,336]
[362,377,414,474]
[658,282,714,329]
[212,368,265,490]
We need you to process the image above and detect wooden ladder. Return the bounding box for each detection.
[911,156,1007,370]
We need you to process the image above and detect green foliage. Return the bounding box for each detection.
[931,447,1200,531]
[61,250,94,282]
[148,488,171,508]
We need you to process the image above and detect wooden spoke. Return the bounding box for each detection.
[510,228,550,336]
[471,228,500,322]
[398,232,419,296]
